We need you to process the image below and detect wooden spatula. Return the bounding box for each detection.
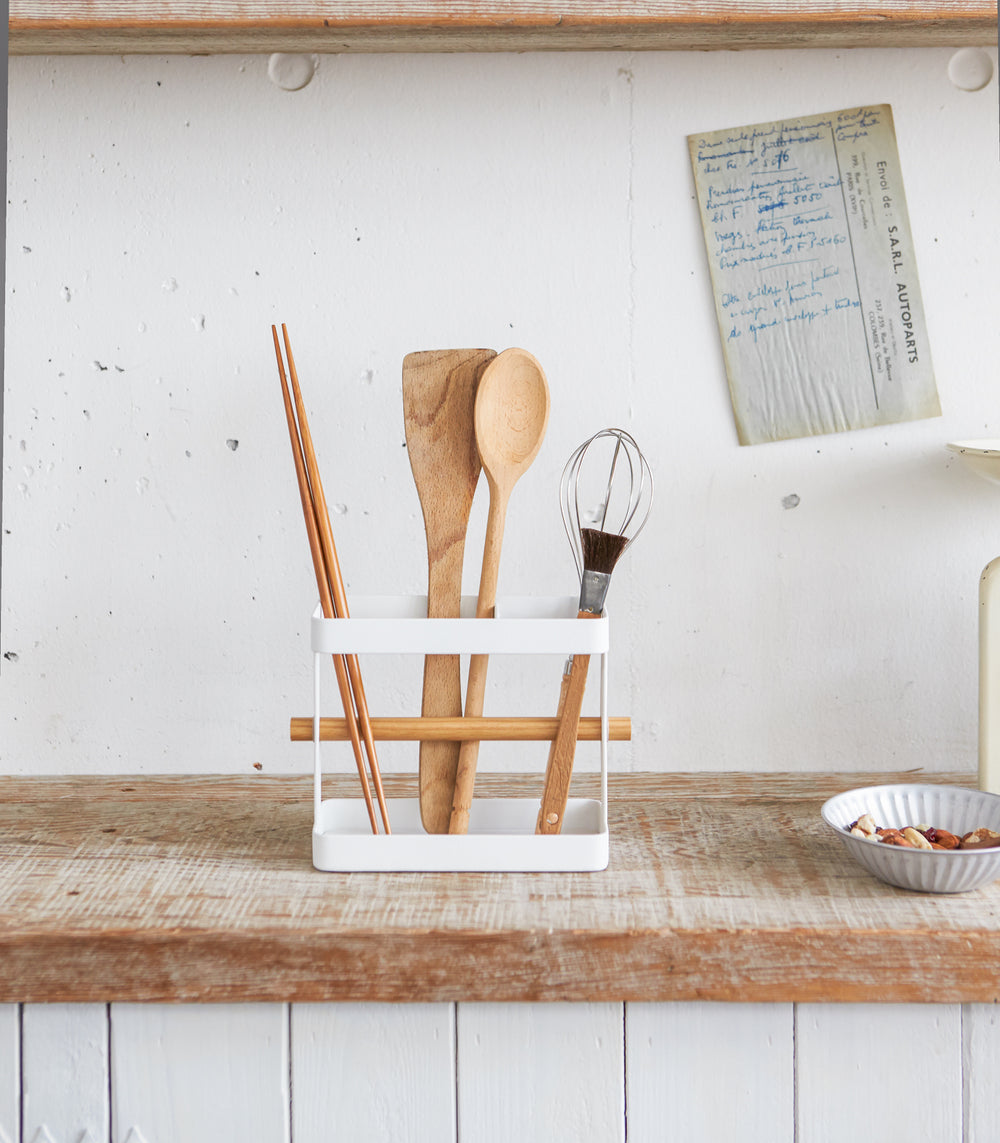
[402,348,496,834]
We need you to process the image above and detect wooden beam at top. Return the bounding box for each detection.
[9,1,998,54]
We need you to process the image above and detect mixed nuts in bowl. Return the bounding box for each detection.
[821,783,1000,893]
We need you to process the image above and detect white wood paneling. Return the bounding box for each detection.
[456,1002,624,1142]
[625,1002,793,1142]
[797,1003,962,1141]
[110,1003,289,1143]
[291,1002,456,1142]
[964,1003,1000,1142]
[8,998,1000,1134]
[21,1003,109,1143]
[0,1006,19,1143]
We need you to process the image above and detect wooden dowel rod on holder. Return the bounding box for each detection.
[290,716,631,743]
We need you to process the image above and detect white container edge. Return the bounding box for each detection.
[308,595,614,872]
[310,595,610,655]
[312,796,609,872]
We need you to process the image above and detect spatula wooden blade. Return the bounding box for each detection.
[402,348,496,834]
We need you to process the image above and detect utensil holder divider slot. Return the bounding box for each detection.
[308,594,613,872]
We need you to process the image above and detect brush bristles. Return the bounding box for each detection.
[581,527,629,575]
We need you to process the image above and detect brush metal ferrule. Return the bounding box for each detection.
[578,570,612,615]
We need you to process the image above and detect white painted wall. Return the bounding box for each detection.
[3,46,998,777]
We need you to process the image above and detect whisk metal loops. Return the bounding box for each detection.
[559,428,653,602]
[538,427,652,835]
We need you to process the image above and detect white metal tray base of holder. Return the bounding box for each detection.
[309,595,612,873]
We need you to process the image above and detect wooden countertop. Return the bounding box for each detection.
[1,771,997,1004]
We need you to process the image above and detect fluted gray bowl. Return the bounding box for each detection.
[821,783,1000,893]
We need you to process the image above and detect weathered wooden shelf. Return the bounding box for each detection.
[8,2,996,55]
[1,771,996,1003]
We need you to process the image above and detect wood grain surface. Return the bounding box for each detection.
[9,1,996,53]
[1,771,998,1004]
[402,348,494,835]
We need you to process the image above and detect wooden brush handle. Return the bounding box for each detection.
[536,611,602,835]
[290,716,631,742]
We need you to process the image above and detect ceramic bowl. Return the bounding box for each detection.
[821,783,1000,893]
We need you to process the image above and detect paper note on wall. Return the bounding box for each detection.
[689,105,939,446]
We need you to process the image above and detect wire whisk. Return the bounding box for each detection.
[537,427,652,835]
[559,428,653,615]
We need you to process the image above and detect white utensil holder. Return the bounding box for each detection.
[308,594,612,872]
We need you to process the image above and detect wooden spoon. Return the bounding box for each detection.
[403,348,497,834]
[449,348,550,833]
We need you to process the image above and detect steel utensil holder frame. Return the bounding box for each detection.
[309,594,612,871]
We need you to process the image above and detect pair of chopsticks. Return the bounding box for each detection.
[272,323,391,835]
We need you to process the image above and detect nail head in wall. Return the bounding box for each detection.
[782,493,801,509]
[948,48,994,92]
[267,53,318,92]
